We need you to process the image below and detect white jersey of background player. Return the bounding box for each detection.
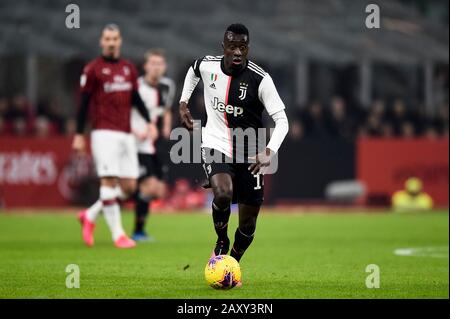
[131,75,175,154]
[129,50,176,241]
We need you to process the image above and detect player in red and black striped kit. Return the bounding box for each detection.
[73,24,158,248]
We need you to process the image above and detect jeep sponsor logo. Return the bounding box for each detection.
[212,97,243,117]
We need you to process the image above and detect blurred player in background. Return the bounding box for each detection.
[392,177,434,211]
[179,24,289,271]
[73,24,157,248]
[131,49,176,241]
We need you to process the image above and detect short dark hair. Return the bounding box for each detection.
[145,48,166,61]
[225,23,249,41]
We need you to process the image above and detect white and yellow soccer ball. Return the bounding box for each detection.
[204,255,242,289]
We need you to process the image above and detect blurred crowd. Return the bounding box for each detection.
[0,94,76,138]
[288,96,449,141]
[1,93,448,140]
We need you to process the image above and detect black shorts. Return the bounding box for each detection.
[201,148,264,206]
[138,153,163,182]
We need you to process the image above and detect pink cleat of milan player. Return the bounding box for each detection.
[78,210,95,247]
[114,235,136,249]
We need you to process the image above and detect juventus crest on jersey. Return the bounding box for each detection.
[185,55,285,159]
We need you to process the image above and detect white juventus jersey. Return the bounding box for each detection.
[131,76,174,154]
[181,55,285,159]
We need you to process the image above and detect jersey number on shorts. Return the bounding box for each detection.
[253,173,262,190]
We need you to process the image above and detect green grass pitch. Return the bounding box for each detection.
[0,209,448,298]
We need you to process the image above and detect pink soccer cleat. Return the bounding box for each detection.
[78,210,95,247]
[114,235,136,249]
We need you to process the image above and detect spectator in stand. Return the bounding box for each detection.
[0,96,8,117]
[389,98,411,136]
[64,118,77,136]
[34,116,51,138]
[4,94,35,136]
[372,99,387,119]
[6,94,32,121]
[302,101,331,139]
[327,96,355,140]
[0,117,5,135]
[360,113,383,137]
[423,125,439,139]
[12,118,28,136]
[401,121,416,138]
[381,122,394,137]
[37,98,65,134]
[359,99,390,138]
[0,97,8,135]
[288,119,304,141]
[434,102,449,135]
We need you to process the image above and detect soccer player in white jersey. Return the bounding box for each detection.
[131,49,176,241]
[179,23,289,282]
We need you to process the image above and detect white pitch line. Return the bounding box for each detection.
[394,247,449,258]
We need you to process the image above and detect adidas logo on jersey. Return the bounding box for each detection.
[209,83,216,89]
[212,97,244,117]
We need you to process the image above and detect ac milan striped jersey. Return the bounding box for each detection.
[80,56,138,133]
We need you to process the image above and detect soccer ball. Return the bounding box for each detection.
[204,255,241,289]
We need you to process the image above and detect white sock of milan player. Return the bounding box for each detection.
[115,185,128,201]
[100,186,125,241]
[85,186,128,223]
[86,200,102,222]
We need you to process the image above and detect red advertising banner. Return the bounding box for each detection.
[357,138,449,206]
[0,137,93,208]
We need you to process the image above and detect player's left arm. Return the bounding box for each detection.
[249,74,289,174]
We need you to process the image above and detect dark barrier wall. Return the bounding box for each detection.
[164,137,356,205]
[267,138,355,204]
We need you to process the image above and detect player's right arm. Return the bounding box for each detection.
[162,78,176,139]
[73,64,96,153]
[179,59,202,130]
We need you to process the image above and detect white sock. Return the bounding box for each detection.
[100,186,125,241]
[115,185,128,201]
[103,203,125,241]
[86,200,103,222]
